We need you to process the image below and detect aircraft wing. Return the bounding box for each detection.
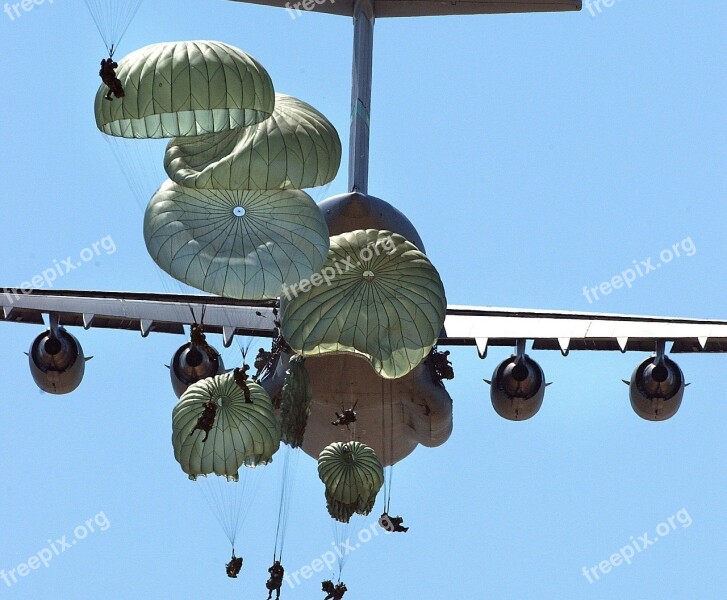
[444,305,727,357]
[3,289,727,356]
[228,0,582,18]
[1,289,277,347]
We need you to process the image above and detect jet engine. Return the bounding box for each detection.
[487,353,546,421]
[628,355,685,421]
[169,342,225,398]
[28,328,87,394]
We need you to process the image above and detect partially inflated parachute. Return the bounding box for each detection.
[165,94,341,191]
[144,181,330,300]
[95,41,275,138]
[318,441,384,523]
[280,355,312,449]
[172,372,280,479]
[281,230,447,379]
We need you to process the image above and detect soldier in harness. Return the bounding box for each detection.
[225,551,243,578]
[99,50,125,101]
[234,365,253,403]
[379,512,409,533]
[322,580,347,600]
[190,323,218,361]
[428,348,454,387]
[189,397,217,442]
[266,560,285,599]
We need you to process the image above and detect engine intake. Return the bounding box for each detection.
[170,342,225,398]
[28,328,87,394]
[628,355,685,421]
[487,354,546,421]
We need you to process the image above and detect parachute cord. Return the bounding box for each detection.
[273,446,290,560]
[83,0,107,50]
[274,447,300,561]
[380,377,388,510]
[387,380,395,513]
[113,0,144,53]
[83,0,144,55]
[380,378,395,514]
[330,517,352,578]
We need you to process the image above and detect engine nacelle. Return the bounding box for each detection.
[629,356,685,421]
[488,354,546,421]
[28,328,86,394]
[170,342,225,398]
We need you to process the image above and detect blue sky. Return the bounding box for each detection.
[0,1,726,598]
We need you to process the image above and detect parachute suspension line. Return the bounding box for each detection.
[381,378,395,514]
[239,336,257,365]
[312,181,332,204]
[99,135,194,300]
[83,0,144,55]
[197,477,236,547]
[196,468,265,550]
[273,446,300,562]
[329,516,354,581]
[348,385,358,443]
[100,136,151,213]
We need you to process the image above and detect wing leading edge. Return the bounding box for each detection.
[227,0,582,18]
[2,289,727,355]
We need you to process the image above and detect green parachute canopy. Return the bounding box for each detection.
[172,372,280,479]
[165,94,341,190]
[144,180,330,300]
[280,355,312,449]
[95,41,275,138]
[318,441,384,523]
[281,230,447,379]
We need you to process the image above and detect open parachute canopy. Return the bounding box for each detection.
[281,230,447,379]
[144,180,331,300]
[172,372,280,479]
[318,441,384,523]
[95,41,275,138]
[165,94,342,191]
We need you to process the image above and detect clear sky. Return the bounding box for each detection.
[0,1,726,599]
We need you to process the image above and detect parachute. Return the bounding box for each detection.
[172,372,280,478]
[165,94,342,191]
[318,441,384,523]
[94,41,275,139]
[144,181,331,300]
[280,355,313,449]
[281,230,447,379]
